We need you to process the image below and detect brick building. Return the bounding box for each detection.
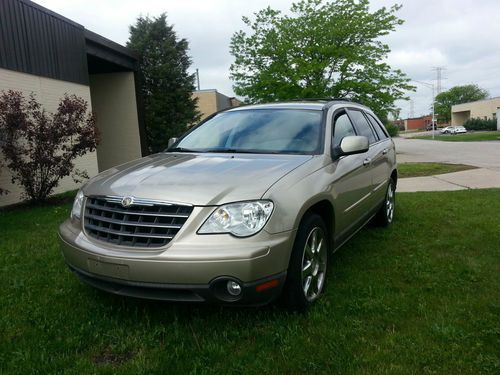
[393,115,433,131]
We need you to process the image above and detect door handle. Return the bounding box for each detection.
[363,158,372,166]
[382,148,388,155]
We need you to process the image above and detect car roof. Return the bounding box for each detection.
[226,99,369,112]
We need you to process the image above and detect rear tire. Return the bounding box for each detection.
[374,178,396,227]
[282,213,329,311]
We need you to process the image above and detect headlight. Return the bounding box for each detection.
[71,190,84,220]
[198,200,274,237]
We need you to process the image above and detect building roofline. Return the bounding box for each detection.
[193,89,218,93]
[404,114,433,120]
[452,96,500,108]
[193,89,242,101]
[26,0,137,61]
[21,0,84,29]
[84,30,138,60]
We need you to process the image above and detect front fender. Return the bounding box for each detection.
[263,156,336,234]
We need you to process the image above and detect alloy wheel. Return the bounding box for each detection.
[301,227,327,302]
[386,184,395,223]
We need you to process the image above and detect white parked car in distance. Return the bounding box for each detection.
[440,126,454,134]
[440,126,467,134]
[451,126,467,134]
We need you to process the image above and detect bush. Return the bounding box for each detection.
[385,123,399,137]
[463,117,497,131]
[0,90,99,202]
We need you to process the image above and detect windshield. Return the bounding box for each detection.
[172,109,324,154]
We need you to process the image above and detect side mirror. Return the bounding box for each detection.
[167,137,178,148]
[333,135,369,159]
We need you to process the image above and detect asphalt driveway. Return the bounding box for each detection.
[394,137,500,192]
[394,137,500,170]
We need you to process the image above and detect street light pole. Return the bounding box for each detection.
[431,83,435,140]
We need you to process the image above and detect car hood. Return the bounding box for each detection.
[83,152,313,206]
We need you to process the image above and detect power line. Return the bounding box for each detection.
[432,66,446,94]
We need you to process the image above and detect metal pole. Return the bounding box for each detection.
[196,68,200,91]
[432,84,435,140]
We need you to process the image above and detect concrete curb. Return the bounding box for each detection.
[398,168,500,192]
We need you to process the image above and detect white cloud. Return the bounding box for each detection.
[33,0,500,117]
[387,49,448,70]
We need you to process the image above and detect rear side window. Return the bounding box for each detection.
[332,113,356,147]
[347,109,377,144]
[366,113,388,140]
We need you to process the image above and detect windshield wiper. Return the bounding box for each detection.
[167,147,202,153]
[206,148,247,153]
[205,148,273,154]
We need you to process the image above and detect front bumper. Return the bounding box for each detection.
[59,216,295,304]
[68,264,286,304]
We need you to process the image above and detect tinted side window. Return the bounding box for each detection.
[347,109,377,144]
[366,113,388,139]
[333,113,356,147]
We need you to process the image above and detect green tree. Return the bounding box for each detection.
[434,84,489,123]
[127,14,200,153]
[391,107,402,120]
[230,0,414,119]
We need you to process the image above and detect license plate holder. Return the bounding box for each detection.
[87,259,130,279]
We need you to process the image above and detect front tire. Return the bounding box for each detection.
[374,178,396,226]
[282,213,329,310]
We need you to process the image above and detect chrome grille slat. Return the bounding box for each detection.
[84,197,193,248]
[85,203,190,218]
[85,213,182,229]
[85,223,174,239]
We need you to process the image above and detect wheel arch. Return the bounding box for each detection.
[297,198,335,248]
[391,168,398,187]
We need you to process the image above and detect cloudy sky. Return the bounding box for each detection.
[34,0,500,118]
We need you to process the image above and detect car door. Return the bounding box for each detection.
[365,112,394,203]
[328,110,374,241]
[345,108,381,212]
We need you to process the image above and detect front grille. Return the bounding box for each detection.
[84,196,193,248]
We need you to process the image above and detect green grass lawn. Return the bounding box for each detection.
[398,162,477,178]
[1,190,499,374]
[415,131,500,142]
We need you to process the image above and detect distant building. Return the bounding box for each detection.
[192,89,242,121]
[393,115,433,131]
[451,97,500,126]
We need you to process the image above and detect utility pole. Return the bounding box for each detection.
[409,99,414,118]
[195,68,200,91]
[432,66,446,95]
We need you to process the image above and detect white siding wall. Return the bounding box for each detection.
[0,67,99,207]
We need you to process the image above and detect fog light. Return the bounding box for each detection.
[226,281,242,296]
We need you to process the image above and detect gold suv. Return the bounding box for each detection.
[59,100,397,309]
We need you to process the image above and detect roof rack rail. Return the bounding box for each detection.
[287,98,352,102]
